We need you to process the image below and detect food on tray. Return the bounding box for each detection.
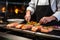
[31,27,38,32]
[6,22,19,28]
[40,26,53,33]
[6,21,55,33]
[21,24,33,30]
[27,21,39,26]
[30,21,37,25]
[31,26,42,32]
[15,24,24,29]
[21,21,38,30]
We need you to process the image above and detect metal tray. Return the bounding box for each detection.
[0,24,60,39]
[7,19,24,23]
[3,27,60,38]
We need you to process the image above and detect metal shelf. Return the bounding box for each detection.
[8,2,29,5]
[0,1,29,5]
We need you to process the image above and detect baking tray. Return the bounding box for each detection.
[0,24,60,39]
[2,27,60,38]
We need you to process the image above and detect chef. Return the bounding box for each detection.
[25,0,60,24]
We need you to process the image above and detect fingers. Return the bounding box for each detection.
[39,17,52,24]
[25,15,31,22]
[40,17,47,24]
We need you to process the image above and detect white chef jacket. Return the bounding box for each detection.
[26,0,60,21]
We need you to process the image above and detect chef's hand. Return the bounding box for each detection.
[25,10,31,22]
[39,16,57,24]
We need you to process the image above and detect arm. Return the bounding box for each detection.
[26,0,35,15]
[52,0,60,21]
[39,0,58,24]
[25,0,35,21]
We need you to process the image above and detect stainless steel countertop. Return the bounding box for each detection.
[0,32,32,40]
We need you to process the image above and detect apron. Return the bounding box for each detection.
[31,0,60,26]
[31,0,54,22]
[35,5,53,22]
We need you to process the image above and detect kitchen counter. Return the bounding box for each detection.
[0,32,32,40]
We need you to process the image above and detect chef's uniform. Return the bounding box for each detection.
[26,0,60,25]
[34,0,54,22]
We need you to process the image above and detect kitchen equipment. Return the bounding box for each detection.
[7,19,24,23]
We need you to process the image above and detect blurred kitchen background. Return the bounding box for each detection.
[0,0,30,23]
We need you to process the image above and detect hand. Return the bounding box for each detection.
[25,10,31,22]
[25,14,31,22]
[39,16,57,24]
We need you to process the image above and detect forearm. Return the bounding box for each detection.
[50,16,57,21]
[26,0,35,15]
[26,10,31,15]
